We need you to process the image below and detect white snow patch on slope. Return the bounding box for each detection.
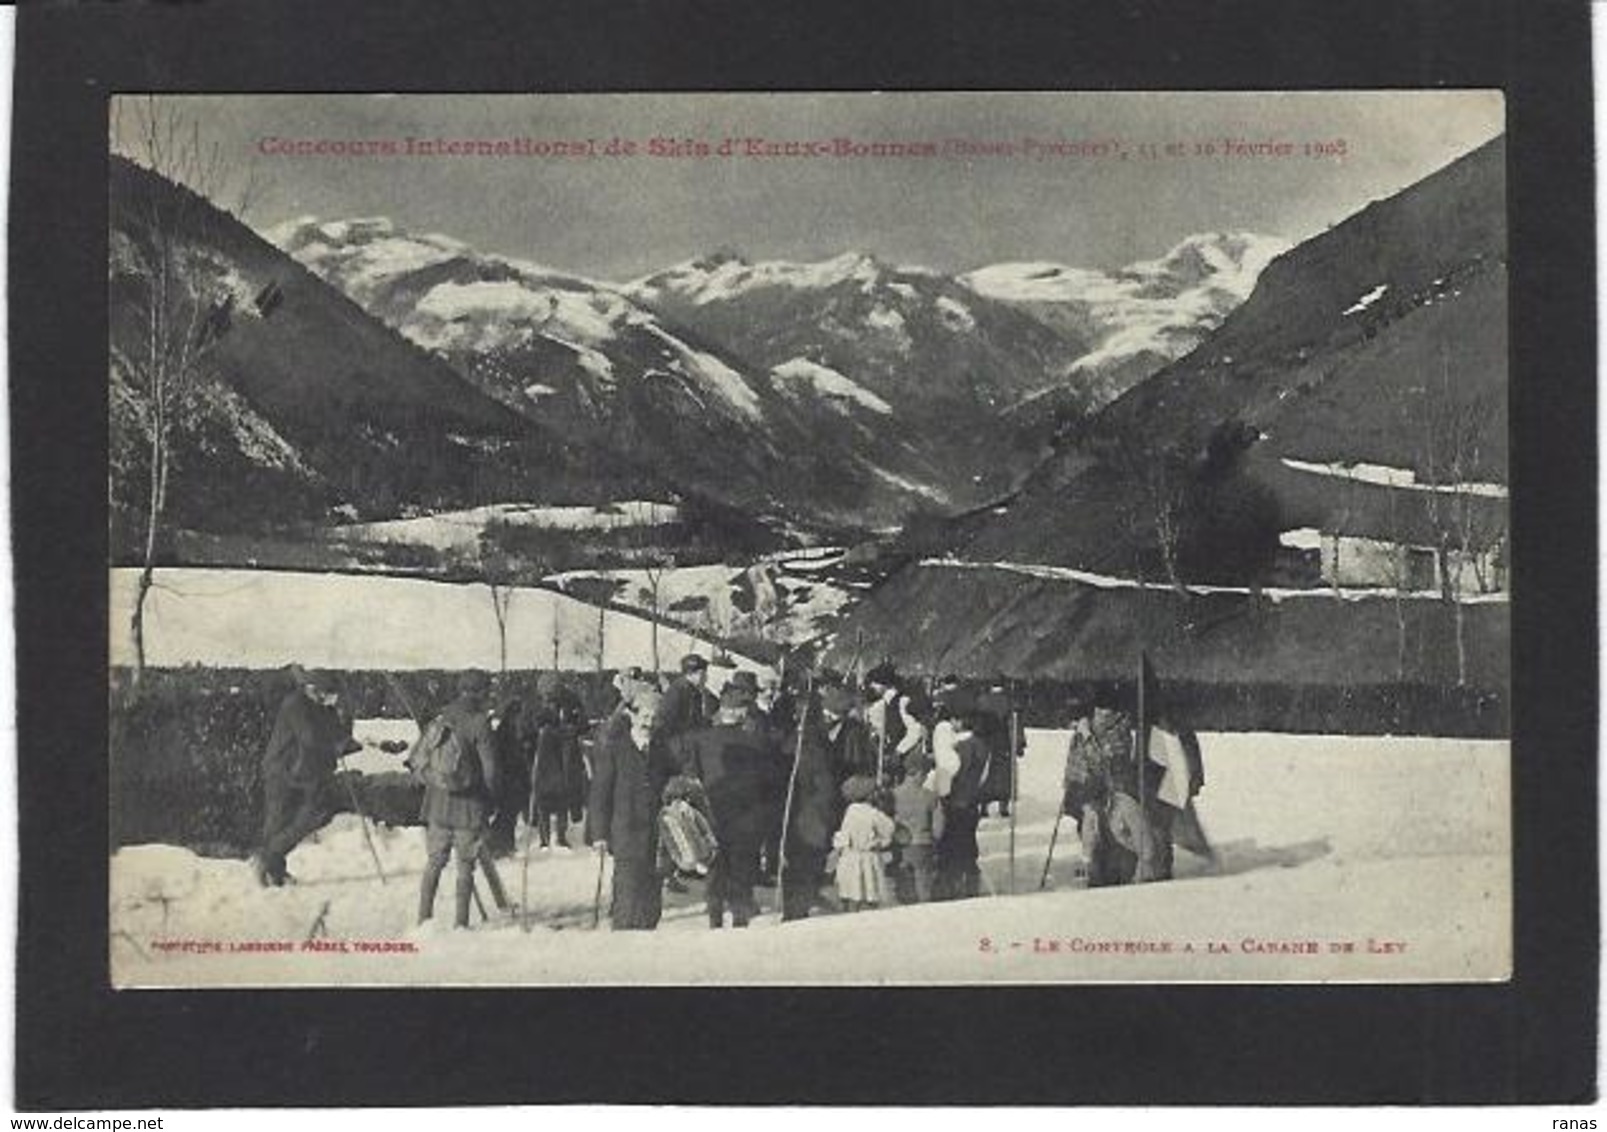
[641,325,765,421]
[1342,284,1390,316]
[110,730,1509,986]
[771,358,892,415]
[870,465,948,504]
[921,557,1510,605]
[1281,458,1508,499]
[330,501,680,555]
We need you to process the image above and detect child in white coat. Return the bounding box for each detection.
[833,775,897,911]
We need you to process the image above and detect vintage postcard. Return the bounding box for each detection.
[106,91,1509,987]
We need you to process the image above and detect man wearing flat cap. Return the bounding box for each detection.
[651,653,718,766]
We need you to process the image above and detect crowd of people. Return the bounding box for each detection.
[252,656,1205,933]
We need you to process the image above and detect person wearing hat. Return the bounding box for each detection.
[589,687,672,929]
[674,685,778,928]
[253,665,358,887]
[417,671,503,928]
[777,686,843,922]
[725,669,789,886]
[819,682,876,781]
[651,653,719,767]
[528,687,585,850]
[1062,685,1162,888]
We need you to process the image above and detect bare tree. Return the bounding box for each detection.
[639,554,676,677]
[1107,429,1190,595]
[1420,356,1501,688]
[478,530,520,676]
[112,97,257,686]
[1384,484,1411,683]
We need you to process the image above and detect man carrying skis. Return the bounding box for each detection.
[416,671,503,929]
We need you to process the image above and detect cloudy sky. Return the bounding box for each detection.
[113,92,1503,281]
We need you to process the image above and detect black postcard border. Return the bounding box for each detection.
[10,0,1597,1109]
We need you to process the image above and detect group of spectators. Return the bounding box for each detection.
[252,657,1203,933]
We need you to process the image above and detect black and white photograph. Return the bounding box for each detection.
[103,90,1512,988]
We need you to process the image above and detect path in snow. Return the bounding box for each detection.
[111,729,1509,986]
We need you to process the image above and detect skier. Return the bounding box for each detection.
[416,671,502,929]
[253,665,358,888]
[1061,688,1167,887]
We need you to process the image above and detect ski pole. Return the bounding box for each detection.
[1039,811,1063,891]
[521,759,538,933]
[591,846,608,929]
[337,752,388,885]
[1008,704,1020,896]
[776,672,814,920]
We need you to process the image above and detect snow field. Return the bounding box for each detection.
[111,729,1509,986]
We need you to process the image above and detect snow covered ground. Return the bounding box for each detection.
[110,729,1509,987]
[107,566,766,679]
[328,500,681,557]
[550,548,858,647]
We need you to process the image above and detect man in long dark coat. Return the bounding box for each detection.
[254,666,357,887]
[676,686,776,928]
[778,688,845,922]
[589,688,672,930]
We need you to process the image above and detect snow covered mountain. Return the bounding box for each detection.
[108,158,643,554]
[963,231,1292,406]
[267,219,980,527]
[826,137,1509,696]
[260,217,1286,532]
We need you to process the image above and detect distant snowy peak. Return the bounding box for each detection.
[264,213,655,355]
[962,231,1290,305]
[963,231,1292,379]
[626,250,935,306]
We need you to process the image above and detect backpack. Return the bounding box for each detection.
[407,714,476,793]
[658,798,719,875]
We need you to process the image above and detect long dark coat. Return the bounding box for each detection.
[675,721,775,846]
[531,718,585,807]
[783,713,845,855]
[262,690,350,787]
[588,715,672,862]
